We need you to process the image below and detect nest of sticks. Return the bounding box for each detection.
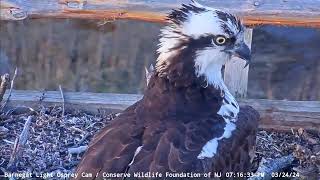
[0,105,117,176]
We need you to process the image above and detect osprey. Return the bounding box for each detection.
[75,1,259,179]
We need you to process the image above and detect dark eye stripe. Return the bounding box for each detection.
[173,34,236,52]
[229,37,236,44]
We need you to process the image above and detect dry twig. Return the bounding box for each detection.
[2,139,14,144]
[0,73,10,103]
[59,85,65,117]
[68,145,87,154]
[69,126,86,134]
[7,115,33,170]
[1,68,18,110]
[76,133,90,146]
[249,154,295,180]
[0,126,9,136]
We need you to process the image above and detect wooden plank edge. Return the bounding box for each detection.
[1,9,318,28]
[1,90,320,132]
[45,11,320,28]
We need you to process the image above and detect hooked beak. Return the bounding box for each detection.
[233,42,251,68]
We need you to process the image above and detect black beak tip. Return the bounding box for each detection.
[243,61,250,68]
[243,54,251,68]
[233,43,251,68]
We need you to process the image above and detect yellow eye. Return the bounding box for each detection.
[215,36,227,45]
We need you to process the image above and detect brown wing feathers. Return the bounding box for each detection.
[74,104,144,179]
[211,106,260,175]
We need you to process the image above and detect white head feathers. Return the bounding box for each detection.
[156,1,244,88]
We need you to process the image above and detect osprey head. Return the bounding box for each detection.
[156,1,250,88]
